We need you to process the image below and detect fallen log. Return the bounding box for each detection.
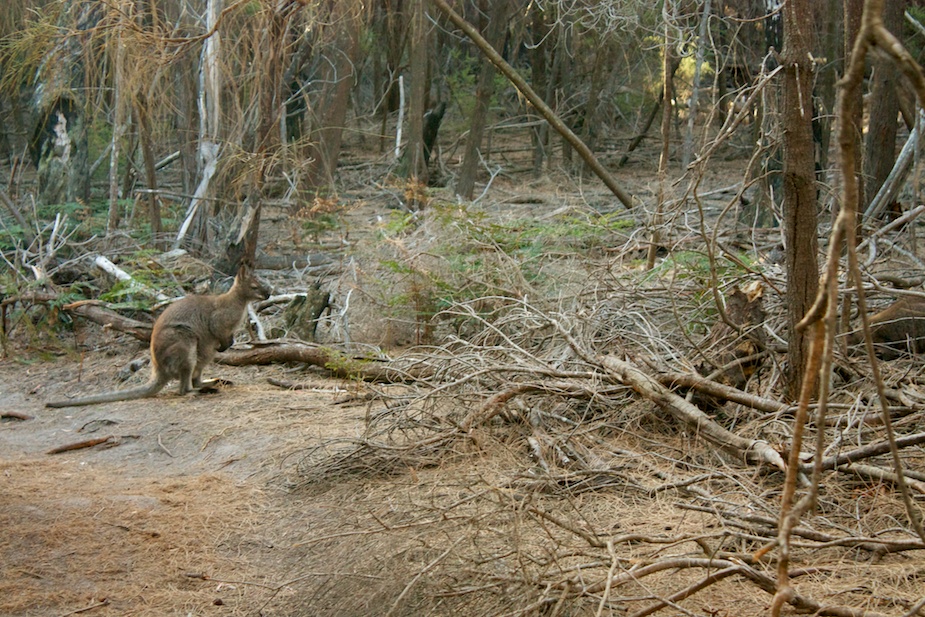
[1,293,154,341]
[216,340,426,383]
[65,300,154,340]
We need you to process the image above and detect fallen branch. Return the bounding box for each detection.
[3,293,154,341]
[839,462,925,494]
[93,255,170,302]
[578,556,888,617]
[1,411,33,421]
[658,370,789,414]
[47,435,117,455]
[65,301,154,340]
[810,431,925,472]
[599,355,788,472]
[217,340,423,383]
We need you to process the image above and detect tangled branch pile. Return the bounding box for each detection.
[293,263,925,616]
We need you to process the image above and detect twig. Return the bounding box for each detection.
[58,598,111,617]
[383,537,463,617]
[1,411,33,421]
[47,436,116,455]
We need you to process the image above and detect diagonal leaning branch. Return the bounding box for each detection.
[596,355,787,472]
[428,0,634,209]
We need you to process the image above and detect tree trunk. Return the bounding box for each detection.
[554,23,573,167]
[843,0,864,231]
[814,0,841,178]
[304,3,363,191]
[134,93,161,247]
[648,0,676,271]
[455,0,510,200]
[175,0,223,251]
[33,2,94,207]
[863,0,905,210]
[781,0,819,400]
[107,41,126,232]
[175,58,199,197]
[529,4,549,176]
[403,0,430,184]
[681,0,711,169]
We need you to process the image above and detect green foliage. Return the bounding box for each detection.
[322,347,374,382]
[642,250,754,336]
[645,250,751,284]
[5,198,127,252]
[372,202,636,330]
[444,47,481,119]
[97,279,158,310]
[301,213,340,239]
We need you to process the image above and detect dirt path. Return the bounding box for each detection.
[0,345,372,616]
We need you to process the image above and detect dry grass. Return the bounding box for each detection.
[0,461,272,616]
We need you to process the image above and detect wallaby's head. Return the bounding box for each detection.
[234,262,271,301]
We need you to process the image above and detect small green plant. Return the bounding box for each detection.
[368,202,638,341]
[322,347,373,382]
[292,196,345,246]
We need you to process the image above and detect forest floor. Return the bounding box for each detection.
[3,137,925,616]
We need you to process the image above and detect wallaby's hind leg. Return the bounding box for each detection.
[192,336,224,390]
[180,343,202,394]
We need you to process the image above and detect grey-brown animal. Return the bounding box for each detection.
[848,295,925,359]
[46,262,270,408]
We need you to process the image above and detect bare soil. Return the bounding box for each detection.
[1,345,376,617]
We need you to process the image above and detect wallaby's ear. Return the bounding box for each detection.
[237,260,254,279]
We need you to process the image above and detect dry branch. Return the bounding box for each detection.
[47,435,117,454]
[1,411,33,421]
[428,0,635,209]
[680,502,925,555]
[598,355,787,471]
[2,293,154,341]
[658,370,789,414]
[217,341,426,383]
[578,556,889,617]
[811,431,925,472]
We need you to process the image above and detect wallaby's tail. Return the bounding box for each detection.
[45,379,166,408]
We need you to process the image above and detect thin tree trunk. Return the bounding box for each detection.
[530,4,548,176]
[176,58,198,197]
[844,0,864,231]
[781,0,819,401]
[814,0,841,178]
[648,0,675,270]
[404,0,429,183]
[107,7,127,233]
[455,0,509,200]
[135,93,161,247]
[681,0,711,168]
[305,3,363,190]
[175,0,223,250]
[863,0,905,209]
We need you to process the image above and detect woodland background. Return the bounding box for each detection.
[4,1,925,616]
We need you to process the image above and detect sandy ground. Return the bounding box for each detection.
[0,342,375,617]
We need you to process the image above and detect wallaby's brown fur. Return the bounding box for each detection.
[848,295,925,359]
[46,263,270,408]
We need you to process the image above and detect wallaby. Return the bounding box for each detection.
[847,295,925,359]
[46,262,270,408]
